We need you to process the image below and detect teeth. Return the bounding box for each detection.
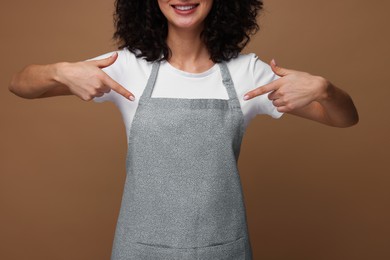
[174,5,197,11]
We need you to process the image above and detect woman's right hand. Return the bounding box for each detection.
[55,52,134,101]
[9,52,135,101]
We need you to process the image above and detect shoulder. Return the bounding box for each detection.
[225,53,255,73]
[225,53,273,79]
[119,48,153,77]
[88,48,152,75]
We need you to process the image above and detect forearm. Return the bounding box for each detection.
[296,79,359,128]
[318,80,359,127]
[8,63,68,99]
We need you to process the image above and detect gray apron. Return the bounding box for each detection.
[111,61,252,259]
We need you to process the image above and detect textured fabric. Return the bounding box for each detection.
[91,49,283,139]
[111,62,252,259]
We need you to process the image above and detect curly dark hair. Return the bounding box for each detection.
[113,0,263,63]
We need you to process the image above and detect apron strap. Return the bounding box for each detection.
[139,62,160,102]
[219,62,242,109]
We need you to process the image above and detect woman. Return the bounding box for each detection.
[9,0,358,259]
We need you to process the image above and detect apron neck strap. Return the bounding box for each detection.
[140,62,160,101]
[218,61,240,102]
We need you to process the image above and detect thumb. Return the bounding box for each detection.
[270,58,293,77]
[91,52,118,69]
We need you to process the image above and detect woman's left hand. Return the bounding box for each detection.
[243,59,328,113]
[243,59,359,127]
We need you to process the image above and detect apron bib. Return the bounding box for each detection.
[111,62,252,259]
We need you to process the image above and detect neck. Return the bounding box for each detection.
[166,25,214,73]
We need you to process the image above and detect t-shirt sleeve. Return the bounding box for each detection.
[85,50,126,103]
[251,54,284,119]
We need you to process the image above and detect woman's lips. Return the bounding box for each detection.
[171,4,200,14]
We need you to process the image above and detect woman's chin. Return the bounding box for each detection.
[169,20,204,32]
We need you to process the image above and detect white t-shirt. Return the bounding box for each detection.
[92,49,283,139]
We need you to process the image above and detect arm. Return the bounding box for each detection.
[244,59,359,128]
[9,63,72,99]
[287,79,359,127]
[9,52,135,101]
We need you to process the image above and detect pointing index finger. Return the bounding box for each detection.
[243,80,280,101]
[103,75,135,101]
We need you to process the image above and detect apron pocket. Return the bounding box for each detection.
[129,237,246,260]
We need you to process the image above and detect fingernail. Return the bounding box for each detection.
[243,95,249,101]
[271,58,277,66]
[111,52,117,58]
[129,96,135,101]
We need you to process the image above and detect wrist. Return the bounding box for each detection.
[52,62,70,86]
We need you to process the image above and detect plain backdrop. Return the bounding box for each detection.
[1,0,389,259]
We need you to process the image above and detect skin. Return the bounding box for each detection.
[157,0,213,31]
[9,52,133,101]
[157,0,215,73]
[244,59,359,127]
[8,0,358,127]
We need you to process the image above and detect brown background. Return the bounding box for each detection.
[1,0,389,259]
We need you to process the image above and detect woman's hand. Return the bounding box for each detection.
[244,59,327,113]
[55,52,134,101]
[243,59,359,127]
[9,52,135,101]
